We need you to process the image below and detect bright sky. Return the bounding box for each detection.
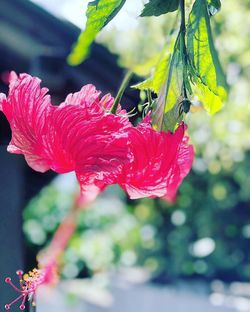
[30,0,144,31]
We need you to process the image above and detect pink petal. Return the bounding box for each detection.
[0,72,52,172]
[163,135,194,202]
[61,85,125,115]
[45,104,130,201]
[99,93,126,114]
[0,93,6,111]
[61,84,101,111]
[118,122,194,200]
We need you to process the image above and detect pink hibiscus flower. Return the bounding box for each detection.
[2,72,194,310]
[0,72,194,203]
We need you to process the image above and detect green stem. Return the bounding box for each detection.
[179,0,189,98]
[147,89,153,108]
[180,0,187,59]
[180,0,186,34]
[110,70,133,114]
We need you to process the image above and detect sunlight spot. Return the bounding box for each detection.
[190,237,215,258]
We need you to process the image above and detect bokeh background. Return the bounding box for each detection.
[0,0,250,311]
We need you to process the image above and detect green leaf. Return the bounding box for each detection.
[187,0,228,114]
[153,89,183,132]
[133,53,171,94]
[152,44,185,131]
[134,38,185,131]
[194,79,224,114]
[161,47,184,114]
[207,0,221,16]
[67,0,126,66]
[140,0,179,17]
[132,52,163,77]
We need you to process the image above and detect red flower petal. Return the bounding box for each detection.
[0,72,52,172]
[61,84,101,112]
[118,122,194,200]
[163,135,194,202]
[61,85,125,115]
[47,105,130,198]
[99,93,126,114]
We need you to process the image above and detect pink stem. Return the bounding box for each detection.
[7,294,24,307]
[19,294,27,310]
[37,194,83,277]
[6,280,23,293]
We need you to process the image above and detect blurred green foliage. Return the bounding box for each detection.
[23,151,250,282]
[24,0,250,283]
